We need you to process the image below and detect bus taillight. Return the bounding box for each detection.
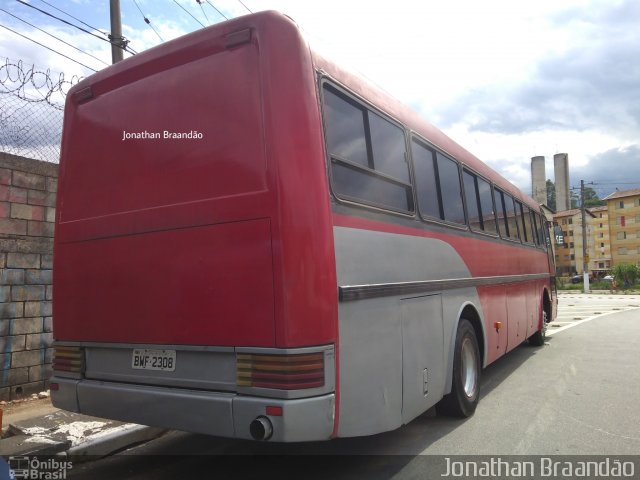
[236,352,325,390]
[52,346,85,375]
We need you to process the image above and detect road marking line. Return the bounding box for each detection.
[548,307,640,336]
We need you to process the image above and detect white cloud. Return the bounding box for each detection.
[2,0,638,195]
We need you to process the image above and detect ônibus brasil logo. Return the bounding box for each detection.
[3,456,72,480]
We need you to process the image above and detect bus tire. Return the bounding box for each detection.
[528,309,548,347]
[436,319,480,418]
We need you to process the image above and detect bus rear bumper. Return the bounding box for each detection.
[51,376,335,442]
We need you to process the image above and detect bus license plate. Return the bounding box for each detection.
[131,349,176,371]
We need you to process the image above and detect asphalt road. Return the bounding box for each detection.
[70,299,640,479]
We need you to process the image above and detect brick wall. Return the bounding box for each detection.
[0,152,58,401]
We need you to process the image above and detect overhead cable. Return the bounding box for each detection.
[14,0,137,55]
[36,0,110,37]
[205,0,228,20]
[0,23,97,72]
[0,8,109,67]
[236,0,252,14]
[172,0,205,27]
[196,0,211,25]
[132,0,164,41]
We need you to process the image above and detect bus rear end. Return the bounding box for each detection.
[51,12,338,442]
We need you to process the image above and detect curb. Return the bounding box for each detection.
[66,425,167,459]
[1,412,167,459]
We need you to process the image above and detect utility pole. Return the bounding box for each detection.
[580,179,590,293]
[109,0,125,63]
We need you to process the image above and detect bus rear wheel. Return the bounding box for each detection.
[528,310,548,347]
[436,319,480,418]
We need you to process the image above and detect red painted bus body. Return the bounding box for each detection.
[51,11,556,441]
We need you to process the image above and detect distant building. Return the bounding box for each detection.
[605,188,640,267]
[550,189,640,277]
[553,209,595,276]
[587,206,611,277]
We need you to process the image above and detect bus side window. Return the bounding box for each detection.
[463,170,499,235]
[369,112,410,183]
[412,140,441,220]
[323,88,369,168]
[494,188,509,238]
[478,177,498,234]
[323,84,413,214]
[463,170,481,231]
[539,214,549,250]
[531,212,540,245]
[521,205,534,244]
[437,152,465,225]
[504,194,521,241]
[516,201,529,242]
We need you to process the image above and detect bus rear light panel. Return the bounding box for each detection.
[52,346,85,376]
[236,352,325,390]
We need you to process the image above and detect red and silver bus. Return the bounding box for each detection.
[51,11,556,442]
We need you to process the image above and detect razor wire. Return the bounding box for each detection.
[0,57,82,163]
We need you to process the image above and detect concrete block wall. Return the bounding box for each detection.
[0,152,58,401]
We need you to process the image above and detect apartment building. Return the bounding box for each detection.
[606,189,640,266]
[553,209,595,275]
[588,206,611,277]
[552,189,640,277]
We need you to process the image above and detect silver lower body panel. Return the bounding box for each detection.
[51,376,335,442]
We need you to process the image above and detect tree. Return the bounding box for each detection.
[546,179,556,211]
[570,190,579,209]
[545,180,604,211]
[583,187,606,207]
[611,263,639,289]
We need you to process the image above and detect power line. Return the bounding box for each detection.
[132,0,164,42]
[196,0,211,25]
[592,181,640,186]
[205,1,229,21]
[236,0,252,14]
[14,0,137,55]
[0,23,97,72]
[36,0,110,37]
[172,0,205,27]
[0,8,109,67]
[205,0,229,20]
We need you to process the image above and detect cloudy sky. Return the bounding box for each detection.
[1,0,638,198]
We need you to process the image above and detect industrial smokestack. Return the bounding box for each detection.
[554,153,570,211]
[531,156,546,205]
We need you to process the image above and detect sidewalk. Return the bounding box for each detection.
[0,393,166,458]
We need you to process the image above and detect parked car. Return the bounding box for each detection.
[570,274,582,284]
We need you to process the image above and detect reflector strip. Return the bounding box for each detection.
[237,352,324,390]
[266,406,283,416]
